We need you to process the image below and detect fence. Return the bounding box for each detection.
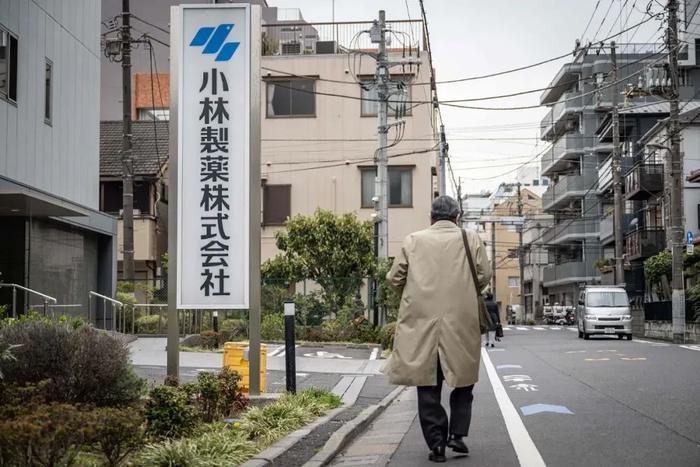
[261,20,424,56]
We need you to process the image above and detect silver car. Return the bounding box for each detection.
[577,286,632,340]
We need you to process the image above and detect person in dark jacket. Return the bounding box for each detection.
[484,293,500,347]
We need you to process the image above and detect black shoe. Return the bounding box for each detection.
[490,343,495,348]
[447,436,469,454]
[428,446,446,463]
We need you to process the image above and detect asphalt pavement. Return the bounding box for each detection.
[337,326,700,467]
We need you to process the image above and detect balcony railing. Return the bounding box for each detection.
[597,156,634,194]
[599,212,634,245]
[543,260,598,287]
[540,91,582,140]
[262,20,424,56]
[541,133,585,176]
[542,174,586,211]
[542,219,598,245]
[624,163,664,200]
[625,228,665,261]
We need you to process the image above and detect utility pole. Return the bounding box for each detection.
[611,41,625,286]
[517,182,525,319]
[491,221,496,296]
[121,0,135,281]
[372,10,389,261]
[439,124,448,195]
[667,0,685,343]
[456,176,463,223]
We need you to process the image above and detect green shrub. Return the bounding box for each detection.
[192,368,242,422]
[0,403,95,467]
[219,318,247,342]
[91,406,145,467]
[261,313,284,341]
[0,320,144,406]
[379,322,397,350]
[136,314,164,334]
[144,385,199,439]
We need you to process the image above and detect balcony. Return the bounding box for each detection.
[597,156,634,194]
[599,212,634,245]
[117,217,159,262]
[542,174,586,211]
[624,164,664,200]
[540,91,582,140]
[543,260,598,287]
[625,228,665,261]
[541,133,585,176]
[542,219,599,245]
[540,63,583,105]
[262,20,424,56]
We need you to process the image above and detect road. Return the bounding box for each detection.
[334,326,700,467]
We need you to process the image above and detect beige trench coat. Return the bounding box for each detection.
[384,221,492,388]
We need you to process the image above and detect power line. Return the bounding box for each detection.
[581,0,603,40]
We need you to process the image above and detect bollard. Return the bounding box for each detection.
[213,310,219,332]
[284,301,296,394]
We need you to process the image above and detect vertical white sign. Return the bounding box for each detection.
[176,5,250,308]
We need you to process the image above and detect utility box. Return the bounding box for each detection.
[223,342,267,393]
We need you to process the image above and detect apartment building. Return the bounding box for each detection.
[539,44,670,306]
[0,0,116,314]
[522,214,552,321]
[100,1,438,268]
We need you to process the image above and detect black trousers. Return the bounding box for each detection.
[417,359,475,450]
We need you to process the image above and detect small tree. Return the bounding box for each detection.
[264,210,375,314]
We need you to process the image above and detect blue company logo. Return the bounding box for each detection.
[190,24,239,61]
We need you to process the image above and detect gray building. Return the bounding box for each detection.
[0,0,116,316]
[539,44,666,306]
[522,214,552,321]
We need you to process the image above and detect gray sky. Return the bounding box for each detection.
[267,0,664,193]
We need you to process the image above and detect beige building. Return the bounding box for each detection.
[484,186,542,322]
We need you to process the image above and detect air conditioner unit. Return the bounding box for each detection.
[280,41,301,55]
[316,41,336,54]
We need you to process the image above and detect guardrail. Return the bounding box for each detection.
[0,283,57,318]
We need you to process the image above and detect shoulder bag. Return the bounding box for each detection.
[461,229,493,335]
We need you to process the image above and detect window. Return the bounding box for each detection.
[138,108,169,121]
[542,178,549,186]
[360,166,413,207]
[0,26,18,102]
[266,79,315,117]
[360,80,412,117]
[532,179,539,186]
[508,276,520,288]
[100,181,151,215]
[263,184,291,226]
[44,59,52,124]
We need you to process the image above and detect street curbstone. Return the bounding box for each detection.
[301,385,406,467]
[239,405,348,467]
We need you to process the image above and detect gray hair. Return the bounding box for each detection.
[431,195,460,221]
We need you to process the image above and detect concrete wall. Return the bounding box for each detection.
[0,0,101,209]
[644,321,699,343]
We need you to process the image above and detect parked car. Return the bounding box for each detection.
[576,286,632,340]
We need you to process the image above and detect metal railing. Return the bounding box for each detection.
[262,19,424,56]
[0,283,57,318]
[88,291,124,331]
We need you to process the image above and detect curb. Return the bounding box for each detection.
[301,385,406,467]
[239,405,348,467]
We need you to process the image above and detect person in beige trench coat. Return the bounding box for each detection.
[384,195,491,462]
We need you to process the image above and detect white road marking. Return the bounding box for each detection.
[620,357,647,361]
[482,350,546,467]
[369,347,379,360]
[503,327,513,331]
[585,358,610,361]
[533,327,545,330]
[497,364,523,370]
[549,327,562,330]
[680,345,700,352]
[516,327,528,331]
[503,375,532,383]
[489,348,506,352]
[596,350,617,353]
[566,350,586,354]
[510,383,539,392]
[567,327,578,332]
[268,346,285,357]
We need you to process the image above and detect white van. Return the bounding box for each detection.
[576,286,632,340]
